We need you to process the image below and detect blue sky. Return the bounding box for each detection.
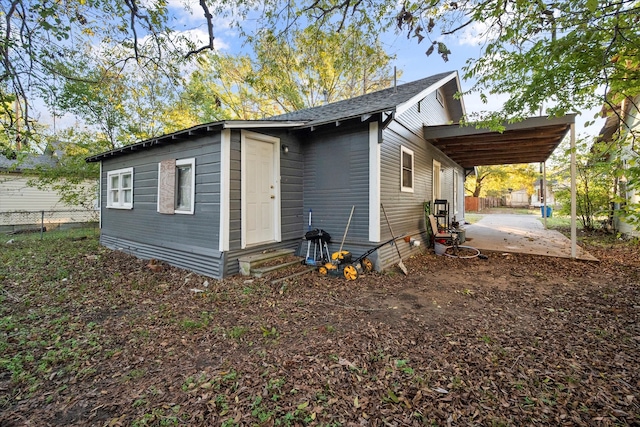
[40,1,601,140]
[169,2,602,139]
[380,29,601,138]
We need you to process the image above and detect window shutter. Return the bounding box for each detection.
[158,159,176,214]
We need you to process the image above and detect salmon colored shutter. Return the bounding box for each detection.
[158,159,176,214]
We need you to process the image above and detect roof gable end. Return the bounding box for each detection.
[266,71,459,127]
[395,72,460,116]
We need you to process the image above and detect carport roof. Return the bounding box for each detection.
[423,115,575,168]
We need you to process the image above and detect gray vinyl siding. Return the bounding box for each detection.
[93,77,469,277]
[223,129,304,276]
[301,122,370,256]
[99,135,222,278]
[377,91,464,270]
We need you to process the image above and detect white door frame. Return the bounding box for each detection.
[433,159,442,201]
[453,169,459,215]
[240,130,281,249]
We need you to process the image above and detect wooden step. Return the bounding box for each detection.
[251,259,302,278]
[238,249,295,276]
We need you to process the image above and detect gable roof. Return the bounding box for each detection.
[87,71,462,162]
[266,71,461,127]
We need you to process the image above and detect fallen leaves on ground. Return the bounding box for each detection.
[0,232,638,426]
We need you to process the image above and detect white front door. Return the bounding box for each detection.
[241,131,281,248]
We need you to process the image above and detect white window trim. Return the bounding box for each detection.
[400,146,414,193]
[175,158,196,215]
[106,167,133,209]
[157,158,196,215]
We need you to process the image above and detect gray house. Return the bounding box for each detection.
[86,71,468,278]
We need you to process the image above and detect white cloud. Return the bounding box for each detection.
[167,0,236,31]
[179,28,229,51]
[456,21,495,47]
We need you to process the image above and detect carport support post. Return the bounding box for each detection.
[542,162,547,229]
[570,123,577,258]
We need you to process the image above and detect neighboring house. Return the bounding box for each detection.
[0,154,96,229]
[86,71,574,278]
[505,188,529,208]
[530,182,555,207]
[598,95,640,237]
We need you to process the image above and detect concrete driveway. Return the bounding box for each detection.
[462,214,598,261]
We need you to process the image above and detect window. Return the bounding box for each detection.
[400,146,414,193]
[107,167,133,209]
[436,89,445,107]
[175,159,195,213]
[158,158,195,215]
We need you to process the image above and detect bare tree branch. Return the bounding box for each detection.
[185,0,216,59]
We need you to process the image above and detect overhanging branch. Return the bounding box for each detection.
[185,0,215,59]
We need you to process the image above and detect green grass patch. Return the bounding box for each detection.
[464,213,483,224]
[2,224,99,243]
[537,214,575,229]
[0,232,107,402]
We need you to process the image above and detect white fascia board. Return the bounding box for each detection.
[453,73,467,116]
[395,71,459,116]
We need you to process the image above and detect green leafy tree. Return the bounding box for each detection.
[237,0,638,125]
[465,166,509,198]
[28,63,179,204]
[118,65,181,143]
[51,63,180,149]
[250,26,394,110]
[1,0,215,135]
[180,53,275,122]
[177,26,394,121]
[4,0,638,135]
[465,164,537,198]
[53,69,129,150]
[0,92,48,155]
[552,139,617,230]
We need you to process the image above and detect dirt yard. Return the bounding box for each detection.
[1,232,638,426]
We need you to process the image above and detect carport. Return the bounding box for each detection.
[423,115,580,258]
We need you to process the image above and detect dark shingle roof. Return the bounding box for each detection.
[0,154,58,172]
[266,71,456,126]
[86,72,459,163]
